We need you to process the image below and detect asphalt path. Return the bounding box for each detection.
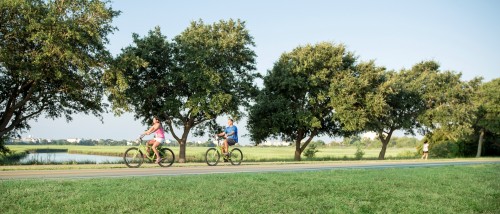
[1,159,499,180]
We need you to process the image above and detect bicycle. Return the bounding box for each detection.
[123,136,175,168]
[205,137,243,166]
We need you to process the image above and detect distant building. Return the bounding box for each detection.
[67,138,82,143]
[362,132,377,140]
[260,140,291,147]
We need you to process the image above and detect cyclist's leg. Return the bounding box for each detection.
[226,139,236,155]
[145,140,155,157]
[223,139,229,155]
[152,140,161,163]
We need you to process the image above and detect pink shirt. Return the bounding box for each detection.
[155,125,165,139]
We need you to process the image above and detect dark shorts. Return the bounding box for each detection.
[227,138,237,146]
[423,151,428,153]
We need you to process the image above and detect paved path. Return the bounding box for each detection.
[1,159,499,180]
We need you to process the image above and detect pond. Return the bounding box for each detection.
[19,152,123,164]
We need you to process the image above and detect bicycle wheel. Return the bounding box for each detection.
[124,147,144,168]
[229,148,243,165]
[158,148,175,167]
[205,148,220,166]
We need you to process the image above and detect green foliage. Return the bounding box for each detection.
[342,135,362,145]
[407,62,478,138]
[354,142,365,160]
[104,19,258,162]
[0,136,10,155]
[248,42,358,160]
[0,0,119,145]
[303,144,319,159]
[425,130,461,158]
[474,78,500,135]
[330,60,478,159]
[329,61,388,132]
[430,141,460,158]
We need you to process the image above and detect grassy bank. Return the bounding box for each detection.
[6,145,417,163]
[1,164,499,213]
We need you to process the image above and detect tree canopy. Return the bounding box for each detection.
[104,19,259,162]
[472,78,500,157]
[248,42,356,161]
[330,60,478,159]
[0,0,119,153]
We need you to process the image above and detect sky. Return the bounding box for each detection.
[26,0,500,145]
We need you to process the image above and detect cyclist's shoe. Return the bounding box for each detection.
[223,157,229,162]
[223,152,229,156]
[155,158,162,164]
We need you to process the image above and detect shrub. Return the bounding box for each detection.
[354,142,365,160]
[431,141,460,158]
[303,144,319,159]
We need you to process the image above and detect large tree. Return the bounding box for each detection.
[410,62,478,141]
[0,0,119,153]
[330,60,477,159]
[329,60,394,160]
[105,20,259,163]
[248,42,355,161]
[472,78,500,157]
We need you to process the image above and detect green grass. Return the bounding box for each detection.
[6,145,417,163]
[1,164,499,213]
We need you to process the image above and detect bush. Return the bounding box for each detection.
[431,141,460,158]
[354,142,365,160]
[303,144,319,159]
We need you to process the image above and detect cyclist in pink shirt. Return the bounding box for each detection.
[143,116,165,163]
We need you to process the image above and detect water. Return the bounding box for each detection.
[19,152,123,164]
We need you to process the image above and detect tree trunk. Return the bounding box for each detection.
[378,140,389,160]
[166,119,191,164]
[378,130,394,160]
[178,127,191,163]
[294,138,302,161]
[476,128,485,158]
[179,140,187,163]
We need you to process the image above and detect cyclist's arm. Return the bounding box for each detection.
[144,124,160,135]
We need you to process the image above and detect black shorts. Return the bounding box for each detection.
[227,138,237,146]
[423,151,428,153]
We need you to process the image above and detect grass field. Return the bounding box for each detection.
[1,164,498,213]
[6,145,418,163]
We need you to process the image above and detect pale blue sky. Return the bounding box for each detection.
[27,0,500,144]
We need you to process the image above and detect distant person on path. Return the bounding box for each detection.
[216,118,238,162]
[142,116,165,163]
[421,140,429,160]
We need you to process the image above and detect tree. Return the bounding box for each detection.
[472,78,500,157]
[0,0,119,154]
[104,20,258,163]
[330,60,476,159]
[410,62,478,140]
[329,59,396,159]
[248,42,354,161]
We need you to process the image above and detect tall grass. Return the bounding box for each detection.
[6,145,418,163]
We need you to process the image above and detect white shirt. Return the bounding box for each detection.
[423,143,429,152]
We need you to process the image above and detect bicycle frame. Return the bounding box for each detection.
[214,138,225,153]
[136,139,164,161]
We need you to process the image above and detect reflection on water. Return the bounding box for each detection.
[20,153,123,164]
